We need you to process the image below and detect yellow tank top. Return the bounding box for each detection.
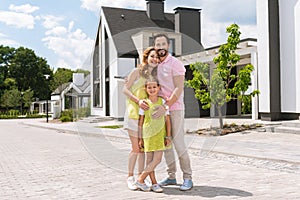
[127,77,147,119]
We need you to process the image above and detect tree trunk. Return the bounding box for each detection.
[217,106,223,129]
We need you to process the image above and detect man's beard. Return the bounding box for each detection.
[157,49,168,57]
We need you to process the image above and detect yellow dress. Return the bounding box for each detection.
[142,97,169,152]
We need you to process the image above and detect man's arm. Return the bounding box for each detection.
[165,75,185,107]
[152,75,184,119]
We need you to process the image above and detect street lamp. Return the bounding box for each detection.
[20,91,24,115]
[44,74,50,123]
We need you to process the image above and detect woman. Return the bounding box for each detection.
[123,46,159,190]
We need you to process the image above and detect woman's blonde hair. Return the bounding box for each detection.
[138,46,158,78]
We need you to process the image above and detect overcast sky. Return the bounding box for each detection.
[0,0,256,70]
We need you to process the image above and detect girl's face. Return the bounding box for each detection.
[145,81,160,97]
[147,50,159,68]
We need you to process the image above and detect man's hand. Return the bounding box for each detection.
[152,105,165,119]
[138,99,149,110]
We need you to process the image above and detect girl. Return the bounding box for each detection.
[135,76,172,192]
[123,47,159,190]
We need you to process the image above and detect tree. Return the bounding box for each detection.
[22,89,34,111]
[8,47,53,100]
[0,45,15,96]
[0,88,21,110]
[49,68,73,92]
[186,24,259,129]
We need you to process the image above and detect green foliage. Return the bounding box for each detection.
[0,109,45,119]
[74,69,90,76]
[186,23,260,129]
[50,68,73,92]
[0,88,21,109]
[241,95,252,114]
[97,125,123,129]
[22,89,34,109]
[60,109,74,122]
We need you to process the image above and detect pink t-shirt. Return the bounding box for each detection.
[157,54,186,111]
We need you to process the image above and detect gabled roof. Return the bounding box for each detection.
[51,74,91,96]
[101,6,175,57]
[52,83,70,95]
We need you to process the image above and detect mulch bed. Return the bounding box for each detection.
[190,123,263,136]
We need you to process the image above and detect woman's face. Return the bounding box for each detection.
[147,50,159,67]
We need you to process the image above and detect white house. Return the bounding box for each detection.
[257,0,300,120]
[91,0,204,119]
[50,73,90,118]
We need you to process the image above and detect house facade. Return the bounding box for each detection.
[50,73,90,118]
[257,0,300,120]
[91,0,204,119]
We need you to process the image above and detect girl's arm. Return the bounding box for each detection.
[165,115,172,147]
[138,115,145,149]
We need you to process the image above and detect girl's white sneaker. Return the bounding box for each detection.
[127,176,138,190]
[151,184,163,193]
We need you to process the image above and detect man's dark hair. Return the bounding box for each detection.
[153,34,170,45]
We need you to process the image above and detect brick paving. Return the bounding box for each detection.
[0,119,300,199]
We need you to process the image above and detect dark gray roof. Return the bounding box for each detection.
[52,83,70,95]
[102,6,175,57]
[51,74,91,96]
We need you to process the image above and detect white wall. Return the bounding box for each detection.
[117,58,136,118]
[296,0,300,112]
[257,0,271,112]
[279,0,299,112]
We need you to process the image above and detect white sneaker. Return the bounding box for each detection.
[127,176,138,190]
[151,184,163,193]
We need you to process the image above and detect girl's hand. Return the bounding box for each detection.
[165,138,171,147]
[138,138,144,150]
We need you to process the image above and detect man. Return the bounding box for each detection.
[152,33,193,191]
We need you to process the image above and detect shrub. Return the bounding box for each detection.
[60,115,73,122]
[60,109,73,122]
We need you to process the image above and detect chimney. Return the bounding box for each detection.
[146,0,165,20]
[174,7,203,55]
[73,73,84,86]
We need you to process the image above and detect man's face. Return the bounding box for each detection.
[154,36,169,57]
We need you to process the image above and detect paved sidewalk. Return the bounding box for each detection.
[1,118,300,199]
[22,117,300,165]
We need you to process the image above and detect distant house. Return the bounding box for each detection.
[50,73,90,118]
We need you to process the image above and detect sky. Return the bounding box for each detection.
[0,0,257,71]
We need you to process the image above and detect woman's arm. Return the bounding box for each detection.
[122,68,139,104]
[122,68,149,110]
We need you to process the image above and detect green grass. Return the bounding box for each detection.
[96,125,123,129]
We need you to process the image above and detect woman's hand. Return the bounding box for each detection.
[138,99,149,110]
